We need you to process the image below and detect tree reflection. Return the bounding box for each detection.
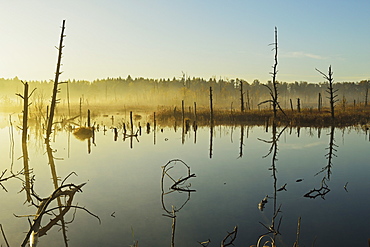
[238,125,245,158]
[304,125,337,199]
[209,124,213,159]
[161,159,196,247]
[45,140,71,245]
[16,81,36,202]
[258,122,287,241]
[16,174,100,247]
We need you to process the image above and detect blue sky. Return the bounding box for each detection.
[0,0,369,83]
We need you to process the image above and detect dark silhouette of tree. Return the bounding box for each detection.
[316,66,338,120]
[259,27,286,118]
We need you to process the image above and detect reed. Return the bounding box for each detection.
[154,106,370,128]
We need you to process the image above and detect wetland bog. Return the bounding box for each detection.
[0,110,369,246]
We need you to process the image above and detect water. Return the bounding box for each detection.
[0,115,369,247]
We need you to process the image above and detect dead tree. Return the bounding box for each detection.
[221,226,238,247]
[316,66,338,120]
[209,87,214,124]
[16,82,36,144]
[290,98,293,111]
[240,80,245,112]
[259,27,286,118]
[46,20,66,142]
[16,181,100,247]
[365,87,368,107]
[16,81,36,202]
[246,89,251,110]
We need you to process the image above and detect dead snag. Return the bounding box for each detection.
[221,226,238,247]
[17,182,100,247]
[46,20,67,142]
[258,27,286,119]
[316,65,338,120]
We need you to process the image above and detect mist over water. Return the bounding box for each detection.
[1,77,369,115]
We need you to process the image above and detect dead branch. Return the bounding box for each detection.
[304,178,331,199]
[221,226,238,247]
[0,169,24,192]
[161,159,196,219]
[293,217,301,247]
[0,224,10,247]
[18,182,99,247]
[170,173,196,191]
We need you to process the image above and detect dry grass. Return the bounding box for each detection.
[154,106,370,127]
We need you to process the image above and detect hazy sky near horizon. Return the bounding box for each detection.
[0,1,369,83]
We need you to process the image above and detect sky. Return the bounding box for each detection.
[0,0,369,83]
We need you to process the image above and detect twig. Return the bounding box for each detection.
[61,172,78,185]
[221,226,238,247]
[42,205,101,224]
[0,224,10,247]
[170,173,196,191]
[293,216,301,247]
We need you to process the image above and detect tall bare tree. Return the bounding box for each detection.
[316,66,338,120]
[46,20,66,142]
[240,79,245,112]
[259,27,286,118]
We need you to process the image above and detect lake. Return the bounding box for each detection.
[0,113,369,247]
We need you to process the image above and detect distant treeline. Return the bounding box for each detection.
[1,76,369,112]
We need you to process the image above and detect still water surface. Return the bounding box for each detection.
[0,117,369,246]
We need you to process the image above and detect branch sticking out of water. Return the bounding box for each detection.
[16,181,100,247]
[221,225,238,247]
[0,224,10,247]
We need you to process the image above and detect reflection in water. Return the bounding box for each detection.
[258,122,287,243]
[209,124,213,159]
[2,109,370,246]
[0,116,25,194]
[21,124,32,202]
[0,167,24,193]
[16,176,100,247]
[16,81,36,202]
[304,125,337,199]
[161,159,196,247]
[45,141,70,245]
[238,125,245,158]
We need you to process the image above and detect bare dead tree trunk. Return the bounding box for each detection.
[209,87,214,124]
[87,109,91,128]
[316,66,338,120]
[130,111,134,135]
[181,100,185,126]
[258,27,286,118]
[46,20,66,142]
[194,102,197,123]
[246,89,251,110]
[240,80,244,112]
[271,27,278,118]
[21,83,32,202]
[16,81,36,203]
[290,99,293,112]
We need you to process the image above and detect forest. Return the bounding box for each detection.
[1,76,369,115]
